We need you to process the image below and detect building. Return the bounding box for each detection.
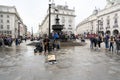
[27,31,31,39]
[76,0,120,36]
[0,5,27,38]
[39,3,75,37]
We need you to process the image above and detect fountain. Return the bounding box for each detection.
[52,15,63,33]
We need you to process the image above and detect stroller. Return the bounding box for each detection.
[34,42,43,53]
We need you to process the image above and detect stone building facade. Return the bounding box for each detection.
[76,0,120,36]
[39,3,75,37]
[0,5,27,38]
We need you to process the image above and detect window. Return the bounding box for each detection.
[114,13,118,24]
[0,20,3,23]
[62,17,65,23]
[4,31,6,33]
[0,15,3,17]
[1,31,3,34]
[7,15,9,18]
[100,21,103,30]
[115,13,118,17]
[114,18,118,24]
[107,19,110,25]
[68,18,72,23]
[68,25,72,30]
[101,18,103,25]
[7,25,10,29]
[91,22,93,31]
[1,25,3,29]
[107,16,110,25]
[101,21,103,26]
[113,13,118,28]
[7,31,9,34]
[7,20,10,23]
[9,31,12,34]
[106,16,110,29]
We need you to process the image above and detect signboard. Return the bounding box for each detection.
[47,54,56,61]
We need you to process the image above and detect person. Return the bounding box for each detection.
[52,40,56,50]
[109,36,114,52]
[53,32,59,40]
[97,35,102,50]
[93,36,97,50]
[15,38,19,46]
[56,40,60,49]
[0,36,4,47]
[43,36,50,54]
[24,37,27,42]
[89,34,94,49]
[104,34,110,50]
[115,36,120,53]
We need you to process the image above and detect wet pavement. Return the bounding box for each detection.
[0,40,120,80]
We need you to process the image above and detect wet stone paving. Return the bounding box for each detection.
[0,41,120,80]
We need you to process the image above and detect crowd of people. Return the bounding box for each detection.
[34,32,78,54]
[0,31,85,56]
[34,32,61,54]
[0,36,13,47]
[0,35,27,47]
[89,33,120,52]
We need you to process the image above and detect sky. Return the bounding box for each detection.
[0,0,107,33]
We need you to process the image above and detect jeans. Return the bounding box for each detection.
[90,40,94,49]
[109,42,114,51]
[105,41,109,49]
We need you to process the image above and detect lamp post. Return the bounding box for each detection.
[30,27,34,41]
[48,0,51,38]
[31,27,33,38]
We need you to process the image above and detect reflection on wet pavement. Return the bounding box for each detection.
[0,41,120,80]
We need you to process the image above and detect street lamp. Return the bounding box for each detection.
[31,27,33,38]
[48,0,52,38]
[30,27,34,41]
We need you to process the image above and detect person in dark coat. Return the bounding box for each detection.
[43,36,50,54]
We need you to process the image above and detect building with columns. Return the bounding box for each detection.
[39,3,75,37]
[76,0,120,36]
[0,5,27,38]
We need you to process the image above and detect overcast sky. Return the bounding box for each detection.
[0,0,107,33]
